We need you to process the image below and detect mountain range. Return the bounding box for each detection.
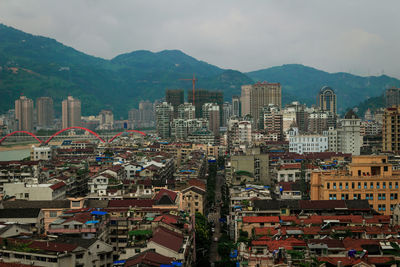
[0,23,399,118]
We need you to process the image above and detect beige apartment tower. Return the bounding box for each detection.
[62,96,81,128]
[382,106,400,152]
[15,95,34,131]
[241,82,282,126]
[36,97,54,128]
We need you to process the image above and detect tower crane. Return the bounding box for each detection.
[180,74,197,106]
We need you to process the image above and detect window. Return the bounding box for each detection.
[333,183,336,189]
[396,182,399,189]
[72,201,81,207]
[389,182,392,189]
[339,183,343,189]
[345,182,349,189]
[370,182,374,189]
[358,182,361,189]
[352,182,355,189]
[327,183,330,189]
[377,182,380,189]
[364,182,367,189]
[49,211,57,218]
[329,194,337,200]
[384,166,388,172]
[382,193,386,200]
[24,193,29,198]
[383,182,386,189]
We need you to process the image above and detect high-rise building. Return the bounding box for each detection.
[166,89,184,118]
[318,86,337,114]
[62,96,81,128]
[385,87,400,108]
[240,85,251,116]
[98,109,114,130]
[382,106,400,152]
[241,82,282,127]
[36,97,54,129]
[222,102,232,127]
[171,118,208,140]
[139,100,155,127]
[307,110,336,134]
[128,108,140,129]
[178,103,195,120]
[232,96,241,117]
[155,102,174,139]
[188,89,223,118]
[15,96,34,131]
[202,103,220,136]
[260,104,283,141]
[324,110,361,155]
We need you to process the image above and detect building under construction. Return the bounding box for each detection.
[188,89,223,119]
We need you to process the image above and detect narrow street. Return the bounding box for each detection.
[209,171,223,264]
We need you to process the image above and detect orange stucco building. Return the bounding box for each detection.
[311,155,400,215]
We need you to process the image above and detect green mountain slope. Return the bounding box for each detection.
[1,23,399,118]
[247,64,400,113]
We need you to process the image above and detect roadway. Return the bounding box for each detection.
[209,171,224,264]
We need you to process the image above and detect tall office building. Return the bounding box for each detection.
[385,87,400,108]
[166,89,184,118]
[62,96,81,128]
[382,106,400,152]
[155,102,174,139]
[318,86,337,114]
[232,96,241,117]
[203,103,220,136]
[36,97,54,128]
[241,82,282,126]
[188,89,223,118]
[15,96,34,131]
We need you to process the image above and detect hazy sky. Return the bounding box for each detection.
[1,0,399,78]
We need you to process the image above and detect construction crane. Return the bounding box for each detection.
[180,74,197,106]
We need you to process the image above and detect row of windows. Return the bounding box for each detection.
[327,181,399,190]
[328,193,398,200]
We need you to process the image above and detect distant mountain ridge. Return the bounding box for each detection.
[0,23,398,117]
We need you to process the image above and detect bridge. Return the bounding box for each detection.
[0,127,147,145]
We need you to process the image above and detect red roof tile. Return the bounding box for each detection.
[149,226,183,253]
[154,189,177,202]
[49,181,66,191]
[125,250,173,267]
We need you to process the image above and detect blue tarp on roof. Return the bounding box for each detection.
[113,260,126,264]
[180,170,194,172]
[91,211,107,216]
[85,220,99,224]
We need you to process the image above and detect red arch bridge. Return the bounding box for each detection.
[0,127,147,145]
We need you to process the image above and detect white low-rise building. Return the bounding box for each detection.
[289,134,328,154]
[30,145,53,161]
[3,181,66,201]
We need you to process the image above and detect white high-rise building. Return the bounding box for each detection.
[155,102,173,138]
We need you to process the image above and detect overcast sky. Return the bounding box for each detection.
[1,0,399,78]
